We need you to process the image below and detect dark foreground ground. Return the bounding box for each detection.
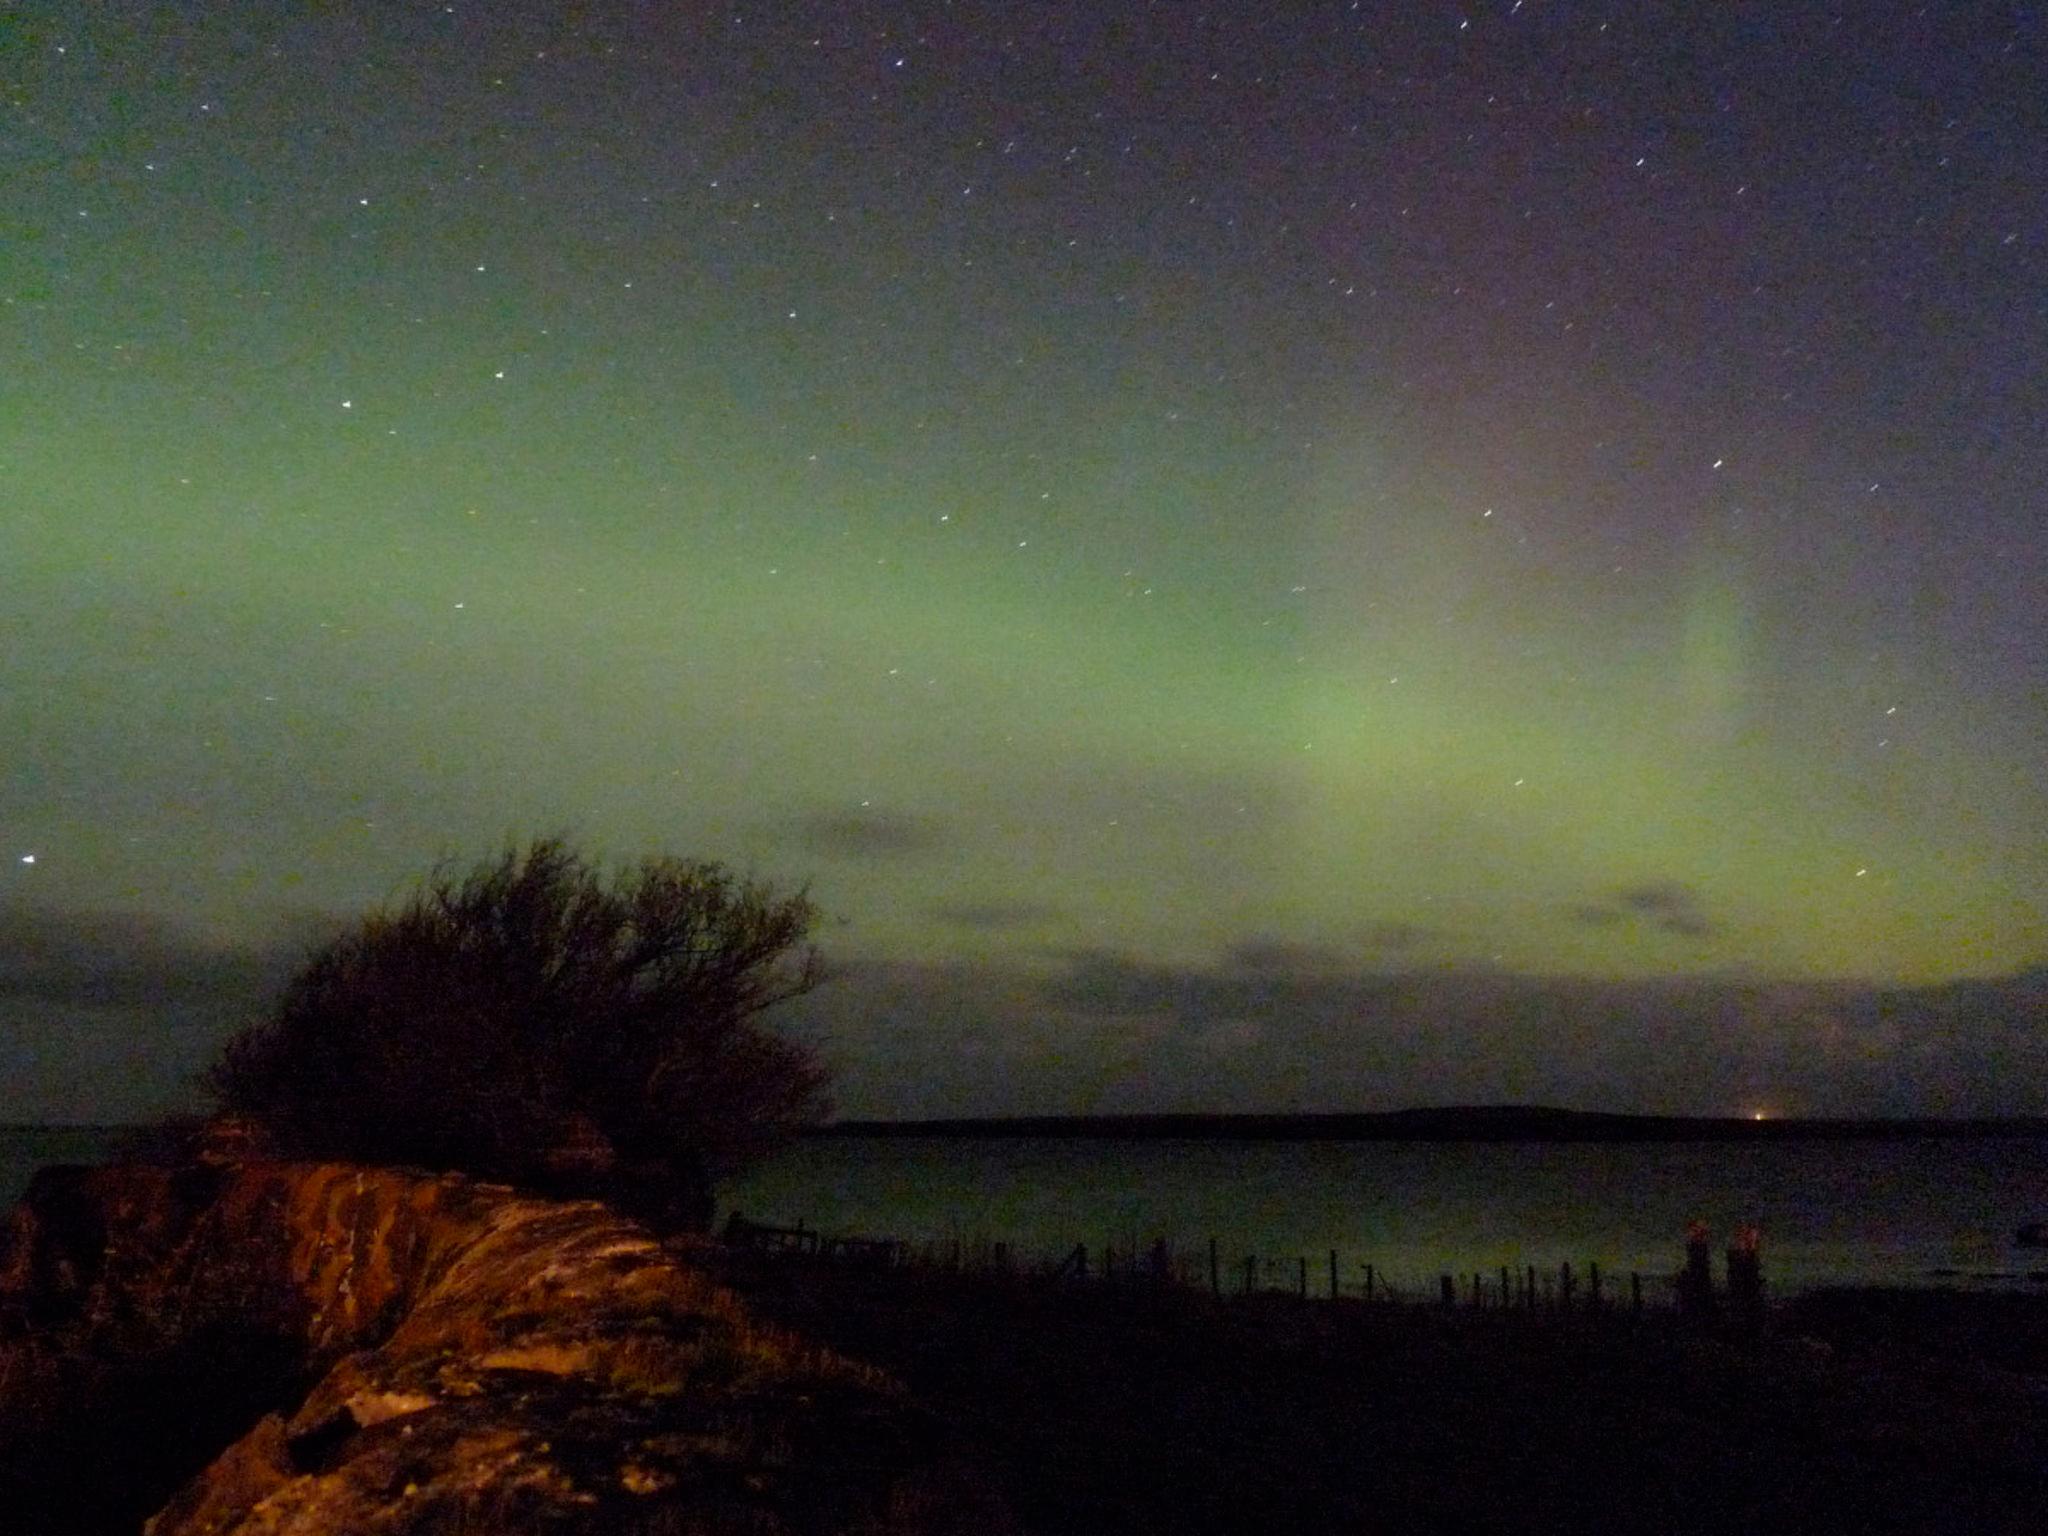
[704,1249,2048,1536]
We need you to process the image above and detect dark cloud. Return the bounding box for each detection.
[931,901,1064,932]
[788,944,2048,1119]
[1617,883,1717,937]
[782,809,947,860]
[0,904,308,1013]
[1021,946,1410,1027]
[1358,922,1440,953]
[1222,939,1347,974]
[1032,949,1184,1016]
[1571,883,1716,938]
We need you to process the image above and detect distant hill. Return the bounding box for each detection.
[813,1106,2048,1142]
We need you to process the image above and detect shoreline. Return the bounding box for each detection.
[12,1110,2048,1144]
[810,1106,2048,1142]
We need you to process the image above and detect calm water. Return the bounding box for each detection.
[8,1128,2047,1295]
[726,1134,2048,1296]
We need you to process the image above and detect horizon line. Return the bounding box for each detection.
[813,1106,2048,1141]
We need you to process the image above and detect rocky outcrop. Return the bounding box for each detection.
[0,1161,1011,1535]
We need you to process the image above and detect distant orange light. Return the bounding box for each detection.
[1752,1110,1766,1121]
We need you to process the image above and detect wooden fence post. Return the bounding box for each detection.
[1680,1223,1715,1320]
[1727,1224,1765,1334]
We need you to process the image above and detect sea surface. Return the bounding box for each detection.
[7,1126,2046,1296]
[725,1132,2048,1297]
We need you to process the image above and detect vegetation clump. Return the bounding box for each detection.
[207,838,829,1227]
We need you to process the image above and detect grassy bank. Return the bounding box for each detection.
[701,1247,2048,1535]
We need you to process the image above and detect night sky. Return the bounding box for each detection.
[4,2,2044,1122]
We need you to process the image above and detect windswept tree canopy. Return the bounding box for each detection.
[208,839,829,1220]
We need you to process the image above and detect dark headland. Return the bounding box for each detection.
[815,1105,2048,1142]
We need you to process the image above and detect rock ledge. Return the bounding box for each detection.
[0,1160,1006,1535]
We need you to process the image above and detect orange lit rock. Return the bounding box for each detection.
[0,1160,1008,1535]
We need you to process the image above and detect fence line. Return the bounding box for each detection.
[719,1212,1768,1321]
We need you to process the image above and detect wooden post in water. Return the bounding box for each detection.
[1329,1249,1340,1301]
[1210,1237,1221,1297]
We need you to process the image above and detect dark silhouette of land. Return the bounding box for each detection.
[817,1105,2048,1142]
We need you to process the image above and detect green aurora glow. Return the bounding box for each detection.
[3,2,2042,1117]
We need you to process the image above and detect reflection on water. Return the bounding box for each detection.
[726,1134,2048,1295]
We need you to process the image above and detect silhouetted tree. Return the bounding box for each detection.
[206,838,829,1228]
